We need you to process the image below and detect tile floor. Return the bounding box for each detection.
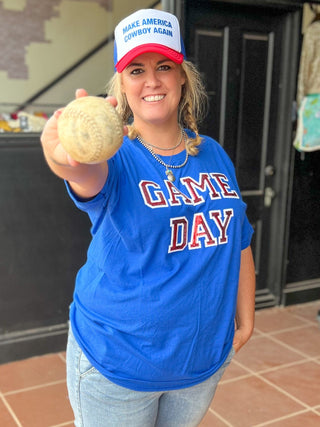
[0,300,319,427]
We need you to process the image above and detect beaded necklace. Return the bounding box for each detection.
[137,131,188,182]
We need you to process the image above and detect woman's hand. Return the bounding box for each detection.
[41,89,127,170]
[233,326,253,353]
[40,89,90,168]
[40,89,127,199]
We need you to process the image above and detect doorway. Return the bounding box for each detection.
[183,0,301,307]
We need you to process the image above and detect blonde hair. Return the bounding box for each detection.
[106,60,208,156]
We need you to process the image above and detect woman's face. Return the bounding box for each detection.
[120,52,186,128]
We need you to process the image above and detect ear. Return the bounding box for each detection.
[180,69,186,86]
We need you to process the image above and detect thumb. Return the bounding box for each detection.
[67,153,80,167]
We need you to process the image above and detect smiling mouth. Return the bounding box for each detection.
[143,95,165,102]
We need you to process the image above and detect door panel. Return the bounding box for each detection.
[194,29,225,142]
[236,32,272,191]
[185,1,288,303]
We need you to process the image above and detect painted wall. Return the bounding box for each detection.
[1,0,314,116]
[0,0,158,115]
[302,3,320,32]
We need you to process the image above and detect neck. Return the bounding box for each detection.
[133,123,184,154]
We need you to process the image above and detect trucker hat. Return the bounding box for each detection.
[114,9,186,72]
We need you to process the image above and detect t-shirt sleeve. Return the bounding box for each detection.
[241,213,254,250]
[64,157,119,227]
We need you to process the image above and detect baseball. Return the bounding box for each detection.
[58,96,123,164]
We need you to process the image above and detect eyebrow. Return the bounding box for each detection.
[126,59,173,68]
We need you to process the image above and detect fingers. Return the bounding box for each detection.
[75,90,119,114]
[74,91,118,109]
[104,96,126,136]
[233,327,252,353]
[105,95,117,108]
[53,108,63,119]
[41,112,58,142]
[75,88,89,99]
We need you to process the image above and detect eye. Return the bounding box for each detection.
[130,67,144,75]
[158,64,171,71]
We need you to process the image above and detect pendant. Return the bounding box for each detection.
[165,169,175,182]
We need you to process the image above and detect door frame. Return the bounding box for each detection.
[171,0,303,308]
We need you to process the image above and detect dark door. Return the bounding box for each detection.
[184,1,297,307]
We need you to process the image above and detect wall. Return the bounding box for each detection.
[0,0,158,115]
[283,2,320,304]
[301,2,320,32]
[0,0,159,362]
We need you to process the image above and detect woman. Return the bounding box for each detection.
[41,8,255,427]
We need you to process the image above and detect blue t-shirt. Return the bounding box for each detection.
[66,131,253,392]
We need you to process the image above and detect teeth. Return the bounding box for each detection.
[144,95,165,102]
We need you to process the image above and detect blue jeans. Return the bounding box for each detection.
[66,328,234,427]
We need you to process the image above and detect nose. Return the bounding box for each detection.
[144,70,160,87]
